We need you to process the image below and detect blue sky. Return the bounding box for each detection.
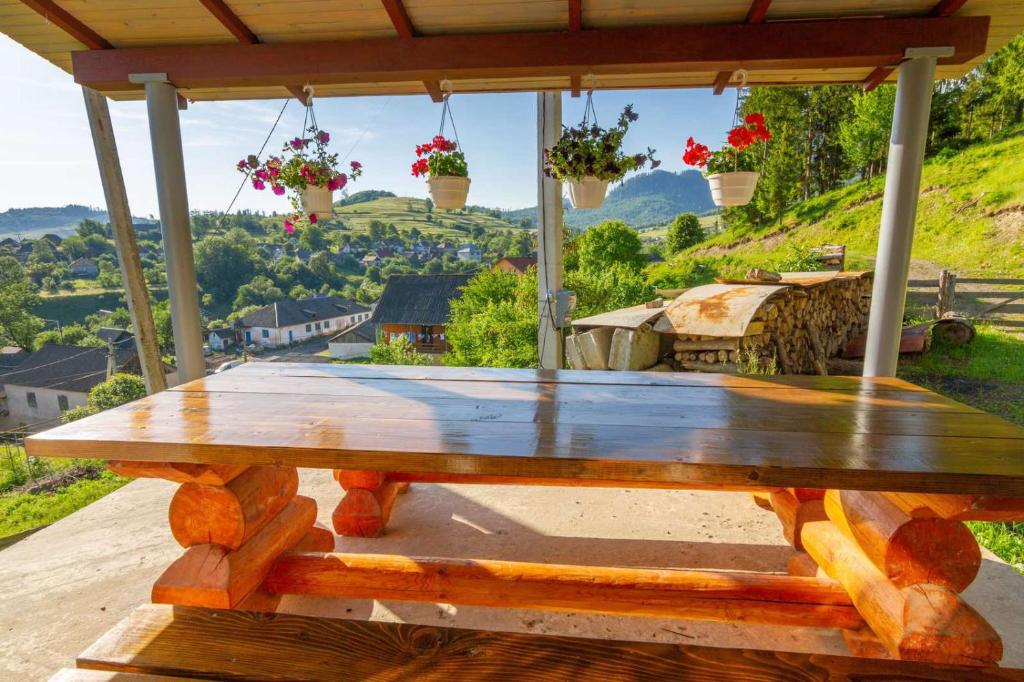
[0,34,736,215]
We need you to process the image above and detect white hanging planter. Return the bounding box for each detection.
[428,175,471,210]
[567,176,609,209]
[707,171,759,207]
[300,185,334,215]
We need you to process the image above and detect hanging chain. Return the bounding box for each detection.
[582,76,599,128]
[437,92,463,151]
[222,97,290,216]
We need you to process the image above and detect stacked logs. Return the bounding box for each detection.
[333,469,410,537]
[672,275,873,375]
[108,461,331,610]
[758,488,1003,665]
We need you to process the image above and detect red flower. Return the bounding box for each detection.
[411,158,430,177]
[284,218,294,234]
[745,113,765,127]
[681,138,712,168]
[309,213,318,224]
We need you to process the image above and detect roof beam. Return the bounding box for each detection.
[19,0,112,50]
[197,0,306,103]
[713,0,771,94]
[71,17,990,95]
[863,0,968,91]
[380,0,443,102]
[568,0,582,97]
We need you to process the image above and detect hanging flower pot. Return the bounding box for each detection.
[412,134,471,210]
[682,113,772,208]
[427,175,471,210]
[567,176,609,209]
[236,115,363,234]
[706,171,760,207]
[544,97,659,211]
[300,184,335,215]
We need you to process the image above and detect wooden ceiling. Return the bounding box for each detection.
[1,0,1021,101]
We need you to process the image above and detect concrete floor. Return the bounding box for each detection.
[2,471,1023,680]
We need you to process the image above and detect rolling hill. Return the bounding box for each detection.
[503,169,716,230]
[0,205,156,239]
[329,195,529,237]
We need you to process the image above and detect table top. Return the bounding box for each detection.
[25,363,1024,495]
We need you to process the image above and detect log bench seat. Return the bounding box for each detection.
[54,604,1024,682]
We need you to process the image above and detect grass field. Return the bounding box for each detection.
[0,469,128,540]
[332,196,529,237]
[34,288,168,325]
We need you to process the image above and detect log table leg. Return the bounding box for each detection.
[332,470,405,537]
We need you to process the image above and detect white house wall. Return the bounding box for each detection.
[4,384,88,425]
[244,312,372,348]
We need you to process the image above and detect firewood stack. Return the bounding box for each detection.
[570,272,873,376]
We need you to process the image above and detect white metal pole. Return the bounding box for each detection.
[82,86,168,394]
[536,91,564,370]
[863,54,938,377]
[140,77,205,383]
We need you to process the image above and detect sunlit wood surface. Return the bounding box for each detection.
[25,363,1024,496]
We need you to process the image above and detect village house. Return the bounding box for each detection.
[457,244,482,262]
[0,237,19,250]
[206,327,236,352]
[238,296,371,349]
[68,257,99,278]
[370,273,472,354]
[327,319,378,360]
[361,253,379,268]
[41,233,63,246]
[0,344,142,425]
[493,256,536,274]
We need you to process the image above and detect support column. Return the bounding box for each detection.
[536,91,564,370]
[863,54,938,377]
[140,77,204,383]
[82,87,167,394]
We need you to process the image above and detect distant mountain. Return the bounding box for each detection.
[0,205,155,238]
[501,170,717,230]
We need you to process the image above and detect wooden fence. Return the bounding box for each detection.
[906,270,1024,327]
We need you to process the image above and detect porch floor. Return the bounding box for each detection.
[3,471,1023,680]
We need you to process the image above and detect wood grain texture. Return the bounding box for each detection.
[885,492,1024,522]
[332,481,402,537]
[265,551,862,629]
[27,365,1024,496]
[107,461,248,485]
[152,496,316,609]
[168,466,298,549]
[77,604,1024,681]
[824,490,981,591]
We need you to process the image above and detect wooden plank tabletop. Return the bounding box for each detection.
[25,363,1024,496]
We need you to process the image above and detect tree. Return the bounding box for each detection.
[666,213,704,253]
[0,256,44,351]
[299,222,328,251]
[369,336,429,365]
[565,263,655,318]
[76,218,107,238]
[63,372,147,422]
[289,284,313,299]
[234,275,283,310]
[444,269,538,368]
[61,235,88,260]
[423,198,433,213]
[574,220,646,273]
[840,86,896,180]
[33,323,103,351]
[151,300,175,350]
[194,235,257,304]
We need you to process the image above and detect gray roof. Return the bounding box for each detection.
[0,344,137,392]
[239,296,370,329]
[96,327,133,345]
[370,274,472,326]
[328,319,377,343]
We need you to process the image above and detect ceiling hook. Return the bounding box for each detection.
[586,72,596,94]
[733,69,749,88]
[302,84,314,106]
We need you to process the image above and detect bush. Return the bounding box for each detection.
[666,213,705,253]
[87,373,147,410]
[369,336,429,365]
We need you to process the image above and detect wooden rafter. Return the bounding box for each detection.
[380,0,443,102]
[19,0,112,50]
[712,0,771,95]
[568,0,582,97]
[197,0,306,103]
[863,0,969,91]
[71,17,989,95]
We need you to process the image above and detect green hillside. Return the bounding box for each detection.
[649,129,1024,287]
[331,196,530,237]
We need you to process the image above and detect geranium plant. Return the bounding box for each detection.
[682,113,772,174]
[543,105,659,182]
[237,124,362,233]
[410,135,468,178]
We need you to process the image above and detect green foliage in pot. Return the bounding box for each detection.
[544,105,659,182]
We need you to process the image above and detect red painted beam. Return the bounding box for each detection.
[714,0,772,94]
[71,17,990,94]
[19,0,112,50]
[745,0,773,24]
[380,0,442,101]
[568,0,582,32]
[862,0,968,92]
[199,0,259,44]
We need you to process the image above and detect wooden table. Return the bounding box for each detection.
[26,363,1024,672]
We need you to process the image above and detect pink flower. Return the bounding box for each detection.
[252,179,266,190]
[350,161,362,170]
[284,218,294,234]
[317,131,330,144]
[290,137,306,150]
[272,185,285,196]
[255,169,268,181]
[236,159,248,171]
[269,167,280,178]
[309,213,318,224]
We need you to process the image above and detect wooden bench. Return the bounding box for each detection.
[26,363,1024,672]
[51,604,1024,681]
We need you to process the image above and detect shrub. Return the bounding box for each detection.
[369,336,429,365]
